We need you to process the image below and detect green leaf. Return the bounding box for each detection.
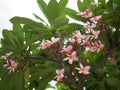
[56,82,70,90]
[57,23,83,34]
[37,0,48,19]
[59,0,68,14]
[67,23,83,32]
[54,16,69,29]
[98,0,106,4]
[106,77,120,86]
[77,0,94,12]
[1,28,26,55]
[13,24,24,45]
[0,73,16,90]
[65,8,81,21]
[100,32,111,51]
[77,0,86,11]
[2,30,22,51]
[47,0,60,24]
[15,72,25,90]
[36,73,55,90]
[0,72,25,90]
[33,13,48,25]
[30,62,57,90]
[110,0,120,4]
[10,16,44,28]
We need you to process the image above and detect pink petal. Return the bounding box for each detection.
[56,70,60,74]
[63,57,68,61]
[80,64,83,68]
[85,66,90,70]
[71,51,76,56]
[68,60,73,64]
[83,71,90,75]
[73,57,79,61]
[61,69,64,73]
[75,68,80,70]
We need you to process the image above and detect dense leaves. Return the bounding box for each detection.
[0,0,120,90]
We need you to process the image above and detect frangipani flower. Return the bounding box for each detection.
[85,9,92,18]
[51,37,60,44]
[93,41,104,52]
[75,64,90,75]
[63,51,79,64]
[108,57,117,65]
[1,51,13,60]
[85,41,96,52]
[86,40,104,53]
[61,45,73,54]
[77,12,86,18]
[56,68,64,82]
[68,38,76,43]
[4,60,18,73]
[73,30,86,43]
[77,9,92,18]
[90,15,102,23]
[37,39,51,50]
[84,24,96,31]
[91,31,100,39]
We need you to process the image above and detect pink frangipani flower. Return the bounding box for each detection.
[77,9,92,18]
[73,30,86,44]
[68,38,76,44]
[84,24,96,31]
[85,40,104,53]
[51,37,60,44]
[37,39,51,50]
[91,31,100,39]
[61,45,73,54]
[85,9,92,18]
[56,68,64,82]
[4,60,18,73]
[90,15,102,23]
[93,41,104,52]
[1,51,13,60]
[85,41,96,52]
[108,57,117,65]
[63,51,79,64]
[77,12,86,18]
[75,64,90,75]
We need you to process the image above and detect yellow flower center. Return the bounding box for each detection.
[57,73,62,77]
[69,55,73,60]
[80,68,86,72]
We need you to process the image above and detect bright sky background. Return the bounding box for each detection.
[0,0,78,38]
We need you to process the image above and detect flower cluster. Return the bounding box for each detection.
[37,3,104,82]
[37,37,60,50]
[1,51,18,73]
[38,31,92,81]
[77,7,104,53]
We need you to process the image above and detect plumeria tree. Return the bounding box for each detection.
[0,0,120,90]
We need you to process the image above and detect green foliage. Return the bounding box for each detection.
[0,0,120,90]
[0,72,25,90]
[65,7,81,21]
[77,0,94,11]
